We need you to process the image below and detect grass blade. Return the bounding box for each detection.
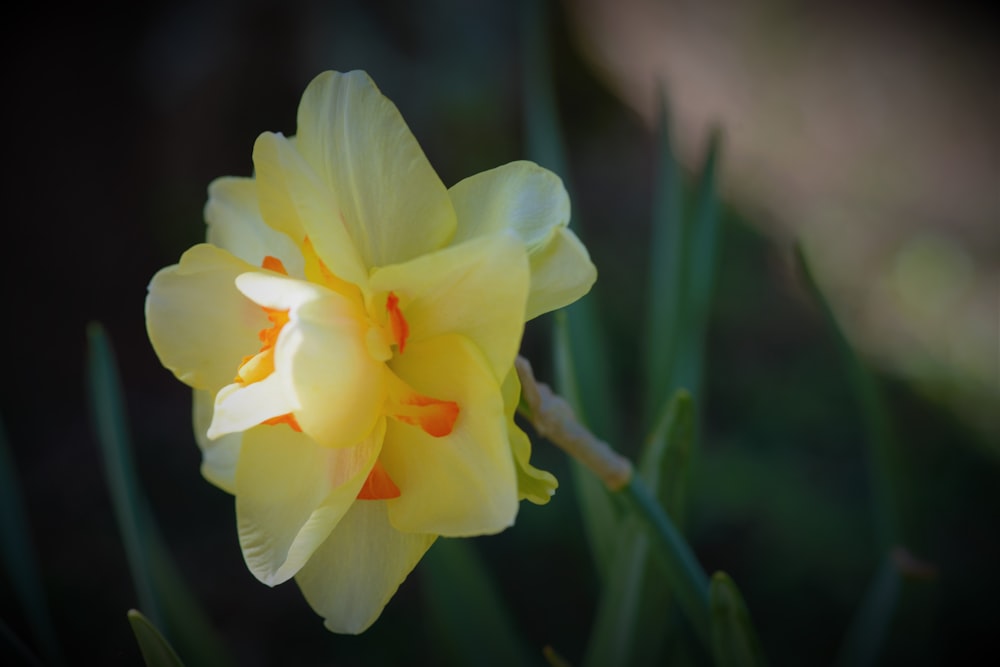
[86,322,161,628]
[834,555,902,667]
[128,610,186,667]
[709,572,766,667]
[670,130,723,406]
[642,92,686,426]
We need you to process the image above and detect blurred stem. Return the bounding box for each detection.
[617,478,712,642]
[516,356,711,641]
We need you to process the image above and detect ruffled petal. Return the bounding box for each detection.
[448,161,596,319]
[204,176,305,279]
[193,388,241,494]
[368,233,529,382]
[253,132,368,289]
[235,420,384,586]
[145,244,266,392]
[294,70,456,268]
[501,369,558,504]
[382,334,518,536]
[294,500,435,634]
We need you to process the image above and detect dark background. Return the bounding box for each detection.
[2,1,997,665]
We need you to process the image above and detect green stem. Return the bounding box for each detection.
[615,477,712,643]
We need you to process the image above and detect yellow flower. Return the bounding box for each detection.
[145,70,596,633]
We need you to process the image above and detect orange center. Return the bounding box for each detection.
[233,246,461,501]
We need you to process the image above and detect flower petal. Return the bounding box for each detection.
[207,375,299,440]
[253,131,370,289]
[449,160,570,246]
[236,419,385,586]
[501,369,558,504]
[193,388,241,494]
[294,70,456,268]
[448,161,597,319]
[204,176,305,278]
[145,244,266,392]
[295,500,435,634]
[232,270,385,448]
[382,334,518,536]
[523,226,597,320]
[368,233,529,382]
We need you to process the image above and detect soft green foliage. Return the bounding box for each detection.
[834,556,902,667]
[422,539,541,667]
[128,610,186,667]
[0,417,63,665]
[709,572,766,667]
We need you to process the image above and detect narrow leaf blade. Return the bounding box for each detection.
[86,322,161,627]
[709,572,766,667]
[128,610,186,667]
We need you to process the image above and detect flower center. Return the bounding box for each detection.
[230,242,460,502]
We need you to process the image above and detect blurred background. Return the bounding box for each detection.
[1,0,996,665]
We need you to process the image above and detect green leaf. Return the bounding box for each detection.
[794,245,902,551]
[128,610,186,667]
[86,323,231,667]
[709,572,766,667]
[422,539,541,667]
[642,91,687,426]
[834,555,901,667]
[583,391,695,667]
[0,416,64,665]
[671,130,723,406]
[617,476,712,644]
[87,322,161,627]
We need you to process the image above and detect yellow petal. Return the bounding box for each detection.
[193,388,241,494]
[294,500,435,634]
[294,70,456,268]
[235,420,384,586]
[145,244,267,392]
[382,334,518,536]
[369,233,529,382]
[501,369,558,504]
[205,176,305,278]
[449,160,570,246]
[448,161,596,319]
[523,226,597,320]
[252,132,368,289]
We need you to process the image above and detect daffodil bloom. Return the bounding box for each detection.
[145,70,595,633]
